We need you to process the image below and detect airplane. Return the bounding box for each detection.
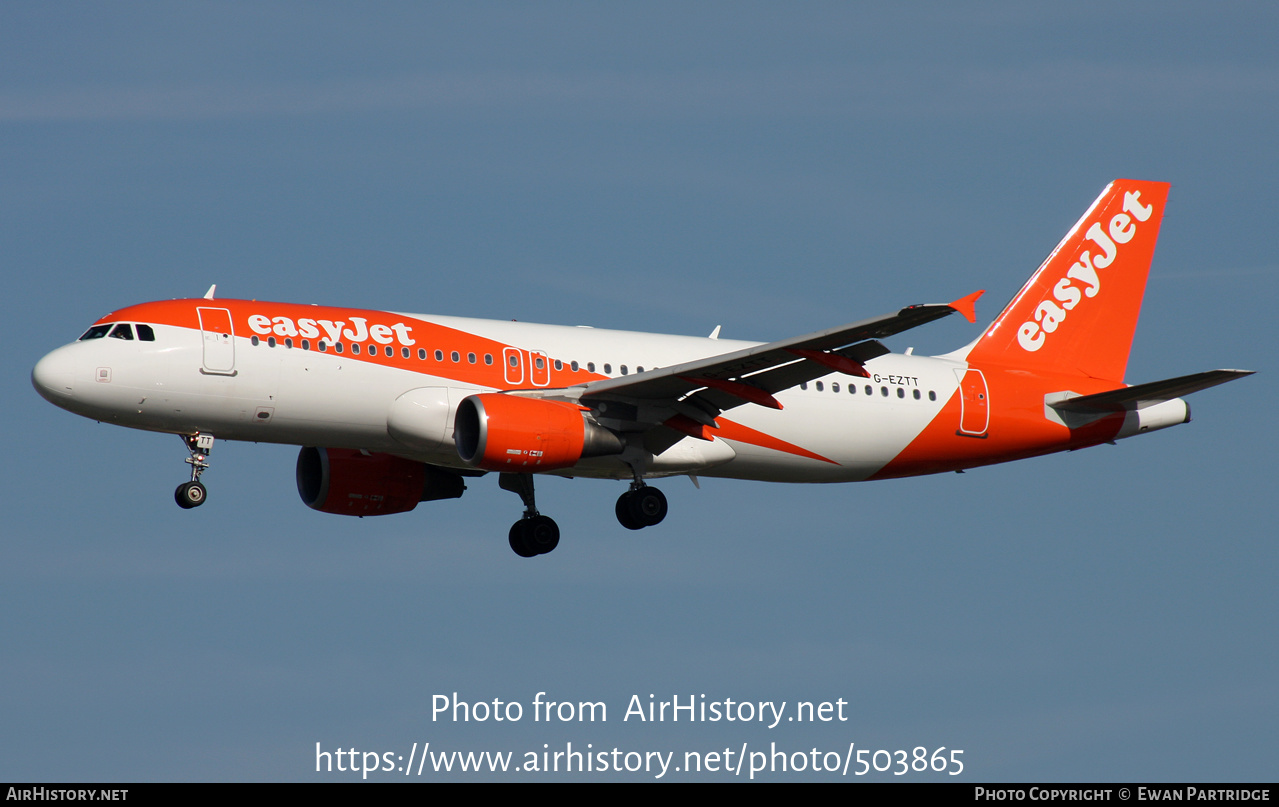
[32,179,1251,558]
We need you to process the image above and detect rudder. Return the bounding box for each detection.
[966,179,1170,383]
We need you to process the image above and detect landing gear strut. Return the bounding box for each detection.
[615,482,667,530]
[175,433,214,509]
[499,473,560,557]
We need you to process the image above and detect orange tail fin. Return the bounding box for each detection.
[967,180,1170,383]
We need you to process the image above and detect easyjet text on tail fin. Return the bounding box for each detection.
[967,180,1170,382]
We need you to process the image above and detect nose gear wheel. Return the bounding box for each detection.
[175,480,207,509]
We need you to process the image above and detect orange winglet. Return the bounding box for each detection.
[948,290,985,324]
[787,348,870,378]
[681,376,783,410]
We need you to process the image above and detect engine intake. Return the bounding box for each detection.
[454,393,624,472]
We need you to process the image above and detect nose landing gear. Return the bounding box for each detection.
[175,433,214,509]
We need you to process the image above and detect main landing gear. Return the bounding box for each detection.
[175,433,214,509]
[497,472,668,557]
[500,473,560,558]
[615,483,667,530]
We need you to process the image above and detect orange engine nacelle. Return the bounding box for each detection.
[454,393,624,472]
[296,447,465,516]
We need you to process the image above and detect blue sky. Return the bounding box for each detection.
[3,2,1276,781]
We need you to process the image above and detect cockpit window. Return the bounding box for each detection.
[79,324,111,341]
[109,324,135,340]
[136,324,155,341]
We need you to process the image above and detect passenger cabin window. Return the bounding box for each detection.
[79,325,111,341]
[109,324,134,340]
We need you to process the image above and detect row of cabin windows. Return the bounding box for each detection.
[249,335,501,364]
[87,330,930,399]
[242,336,936,398]
[799,379,937,401]
[583,362,645,375]
[79,323,156,342]
[505,354,647,377]
[246,335,652,377]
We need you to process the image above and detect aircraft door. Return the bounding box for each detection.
[955,368,989,437]
[530,350,550,387]
[197,307,236,374]
[503,347,524,386]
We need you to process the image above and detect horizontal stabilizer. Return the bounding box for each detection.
[1049,369,1253,413]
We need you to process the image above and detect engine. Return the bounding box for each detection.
[296,447,466,516]
[454,393,624,472]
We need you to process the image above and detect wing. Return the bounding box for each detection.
[522,293,982,451]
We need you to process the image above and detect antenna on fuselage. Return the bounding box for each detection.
[708,325,721,340]
[203,284,217,300]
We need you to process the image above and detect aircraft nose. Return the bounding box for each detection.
[32,346,77,402]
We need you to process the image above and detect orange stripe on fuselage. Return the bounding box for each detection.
[871,362,1127,479]
[713,419,839,465]
[98,298,600,391]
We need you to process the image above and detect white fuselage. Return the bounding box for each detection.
[34,311,966,484]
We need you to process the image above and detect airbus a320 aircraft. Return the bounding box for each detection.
[33,180,1250,557]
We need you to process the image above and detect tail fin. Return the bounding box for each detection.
[966,179,1170,382]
